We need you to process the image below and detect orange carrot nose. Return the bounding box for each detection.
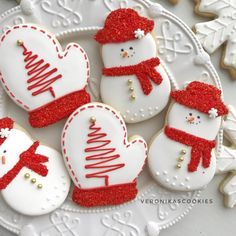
[187,116,195,123]
[2,156,6,165]
[122,51,129,58]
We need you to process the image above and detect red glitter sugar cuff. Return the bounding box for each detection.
[29,89,91,128]
[72,181,138,207]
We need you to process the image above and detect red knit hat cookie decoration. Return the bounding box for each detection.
[95,8,154,44]
[171,81,228,118]
[0,117,13,145]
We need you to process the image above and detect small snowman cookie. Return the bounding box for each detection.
[0,117,70,216]
[95,8,171,123]
[148,82,228,191]
[62,103,147,207]
[0,24,90,128]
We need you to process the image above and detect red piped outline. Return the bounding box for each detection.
[61,103,148,189]
[0,24,90,111]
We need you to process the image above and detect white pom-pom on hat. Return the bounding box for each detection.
[208,108,218,119]
[134,28,145,39]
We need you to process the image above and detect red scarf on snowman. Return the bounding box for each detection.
[0,141,48,189]
[165,126,216,172]
[103,57,163,95]
[0,118,48,190]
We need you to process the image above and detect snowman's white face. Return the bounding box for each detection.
[0,129,32,178]
[101,33,157,68]
[168,103,221,140]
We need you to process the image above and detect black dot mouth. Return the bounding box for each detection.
[129,52,136,58]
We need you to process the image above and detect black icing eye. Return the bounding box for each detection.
[129,47,133,50]
[189,113,192,116]
[121,48,124,52]
[197,116,200,119]
[3,150,6,153]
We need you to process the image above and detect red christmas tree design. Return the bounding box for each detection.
[18,40,62,98]
[84,119,125,186]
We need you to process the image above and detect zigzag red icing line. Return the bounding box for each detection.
[19,42,62,98]
[0,24,90,111]
[62,104,148,187]
[84,122,125,186]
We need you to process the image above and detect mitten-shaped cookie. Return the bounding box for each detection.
[95,8,171,123]
[148,82,228,191]
[0,118,70,215]
[0,24,90,128]
[62,103,147,207]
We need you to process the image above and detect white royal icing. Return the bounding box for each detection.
[169,103,221,140]
[148,103,222,191]
[220,173,236,208]
[195,0,236,72]
[100,33,171,123]
[223,105,236,145]
[61,102,147,189]
[0,127,70,216]
[0,24,89,111]
[216,145,236,174]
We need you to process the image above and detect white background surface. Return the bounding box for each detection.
[0,0,236,235]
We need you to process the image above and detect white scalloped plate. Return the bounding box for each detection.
[0,0,223,235]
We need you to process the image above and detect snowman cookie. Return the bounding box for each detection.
[62,102,147,207]
[0,24,90,128]
[148,82,228,191]
[95,8,171,123]
[0,117,70,216]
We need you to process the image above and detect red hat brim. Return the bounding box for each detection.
[171,82,228,117]
[95,8,154,44]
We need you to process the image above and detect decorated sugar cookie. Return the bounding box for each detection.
[0,24,90,128]
[220,171,236,208]
[62,103,147,207]
[217,105,236,208]
[216,145,236,174]
[195,0,236,80]
[148,82,228,191]
[0,117,70,216]
[223,105,236,146]
[95,8,171,123]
